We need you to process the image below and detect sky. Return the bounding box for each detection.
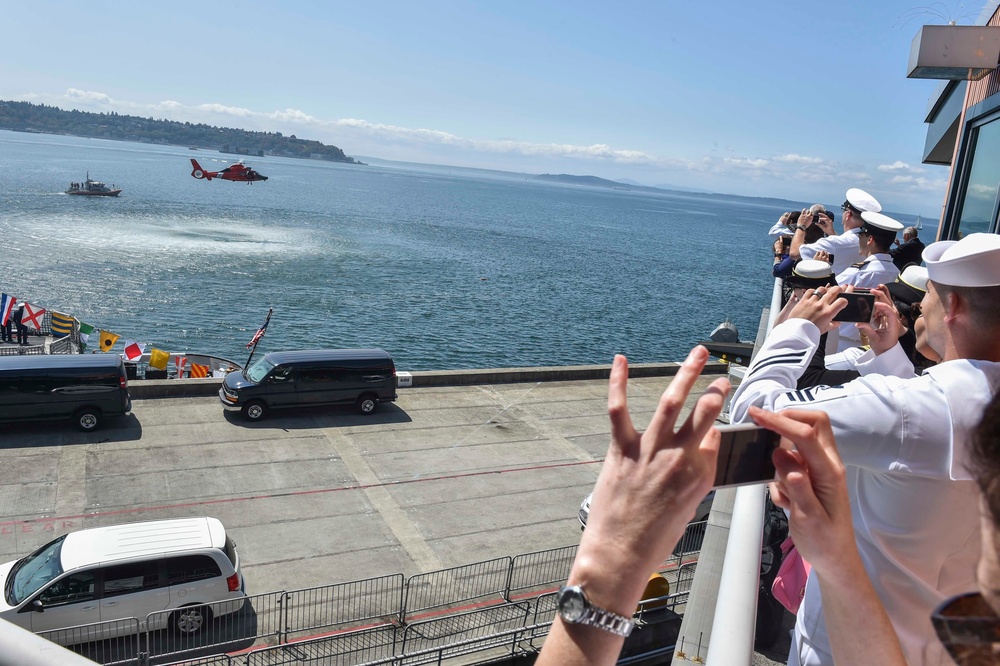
[4,1,998,215]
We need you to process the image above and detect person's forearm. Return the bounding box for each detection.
[814,553,907,666]
[790,228,806,260]
[536,522,689,666]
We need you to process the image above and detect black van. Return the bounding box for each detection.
[219,349,398,421]
[0,355,132,431]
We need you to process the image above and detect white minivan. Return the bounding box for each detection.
[0,517,245,644]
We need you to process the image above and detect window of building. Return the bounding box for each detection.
[953,115,1000,238]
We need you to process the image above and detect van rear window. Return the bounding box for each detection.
[165,555,222,585]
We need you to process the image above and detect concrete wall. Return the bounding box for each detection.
[126,361,729,399]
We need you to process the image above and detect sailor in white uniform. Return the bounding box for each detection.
[793,188,880,276]
[730,233,1000,666]
[832,211,903,352]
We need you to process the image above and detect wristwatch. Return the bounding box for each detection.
[556,585,635,637]
[795,224,809,231]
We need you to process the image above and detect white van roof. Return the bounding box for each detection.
[60,517,226,571]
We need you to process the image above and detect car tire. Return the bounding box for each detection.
[356,394,378,415]
[75,408,101,432]
[242,400,267,421]
[172,604,211,636]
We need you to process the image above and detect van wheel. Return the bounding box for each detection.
[356,395,379,415]
[75,408,101,432]
[172,605,211,635]
[242,400,267,421]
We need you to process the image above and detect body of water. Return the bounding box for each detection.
[0,130,903,371]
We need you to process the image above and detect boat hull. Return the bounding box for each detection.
[67,189,122,196]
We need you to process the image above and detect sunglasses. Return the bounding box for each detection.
[931,592,1000,663]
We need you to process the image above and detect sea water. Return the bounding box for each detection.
[0,130,892,371]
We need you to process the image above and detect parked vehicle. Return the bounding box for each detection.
[219,348,398,420]
[0,517,245,644]
[0,355,132,431]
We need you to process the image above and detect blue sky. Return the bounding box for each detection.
[4,1,997,214]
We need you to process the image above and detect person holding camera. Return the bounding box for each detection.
[830,211,902,352]
[729,233,1000,666]
[791,188,880,275]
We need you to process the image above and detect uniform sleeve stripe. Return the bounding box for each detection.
[745,350,809,381]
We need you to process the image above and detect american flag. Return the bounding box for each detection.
[246,309,272,349]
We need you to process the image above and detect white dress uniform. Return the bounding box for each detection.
[729,318,996,666]
[798,229,864,276]
[831,252,901,351]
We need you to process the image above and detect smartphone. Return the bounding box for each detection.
[835,291,876,323]
[712,423,781,489]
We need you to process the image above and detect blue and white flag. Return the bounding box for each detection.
[0,293,15,326]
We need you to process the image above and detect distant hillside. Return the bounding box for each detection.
[0,100,360,163]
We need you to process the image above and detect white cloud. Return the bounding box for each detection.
[877,160,910,171]
[66,88,113,105]
[198,103,254,117]
[773,154,824,165]
[723,156,769,168]
[969,182,998,198]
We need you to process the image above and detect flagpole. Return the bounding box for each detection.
[244,308,272,369]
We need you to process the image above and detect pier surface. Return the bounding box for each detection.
[0,365,724,593]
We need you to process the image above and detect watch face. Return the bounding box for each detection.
[558,587,587,622]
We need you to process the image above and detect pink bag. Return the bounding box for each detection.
[771,536,812,613]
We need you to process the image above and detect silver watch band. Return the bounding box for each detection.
[580,605,634,637]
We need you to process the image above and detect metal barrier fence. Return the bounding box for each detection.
[400,602,531,665]
[144,592,283,662]
[402,557,511,622]
[507,545,577,602]
[283,574,405,642]
[245,625,398,666]
[38,618,141,666]
[37,522,707,666]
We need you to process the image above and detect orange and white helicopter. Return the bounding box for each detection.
[190,158,268,183]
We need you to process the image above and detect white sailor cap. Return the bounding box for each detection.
[923,233,1000,287]
[786,259,837,289]
[844,188,882,214]
[886,265,928,303]
[859,211,904,237]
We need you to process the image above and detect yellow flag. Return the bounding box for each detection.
[99,330,120,352]
[190,363,210,378]
[149,348,169,370]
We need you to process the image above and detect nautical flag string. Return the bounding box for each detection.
[21,302,46,332]
[122,340,145,362]
[78,322,94,348]
[246,309,272,349]
[0,294,15,326]
[50,311,74,338]
[99,330,120,352]
[149,348,170,371]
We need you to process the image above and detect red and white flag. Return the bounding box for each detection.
[21,302,46,331]
[122,340,145,362]
[174,356,188,378]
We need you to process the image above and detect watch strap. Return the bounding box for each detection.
[579,604,635,637]
[557,585,635,637]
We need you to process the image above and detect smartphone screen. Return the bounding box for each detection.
[713,424,781,488]
[835,292,876,323]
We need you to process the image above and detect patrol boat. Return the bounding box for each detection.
[66,173,122,197]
